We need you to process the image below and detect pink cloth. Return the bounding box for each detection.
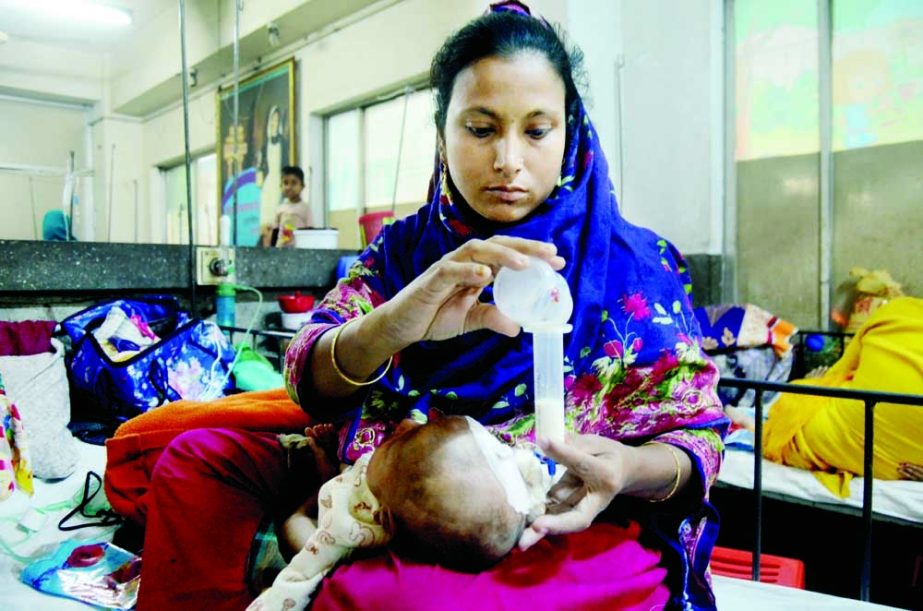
[121,428,668,611]
[316,523,669,611]
[0,320,56,357]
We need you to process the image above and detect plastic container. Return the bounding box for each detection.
[216,283,236,327]
[281,312,313,330]
[358,211,395,247]
[494,257,573,444]
[277,291,315,313]
[293,229,339,249]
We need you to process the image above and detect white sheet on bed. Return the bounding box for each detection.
[0,440,117,611]
[718,448,923,524]
[712,574,902,609]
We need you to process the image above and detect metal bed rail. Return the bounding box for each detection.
[717,377,923,601]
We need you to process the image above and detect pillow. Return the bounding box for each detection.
[0,338,79,479]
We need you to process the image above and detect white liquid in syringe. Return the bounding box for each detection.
[535,398,566,444]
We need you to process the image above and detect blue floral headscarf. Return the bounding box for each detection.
[358,16,702,427]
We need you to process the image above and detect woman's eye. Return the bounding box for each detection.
[526,127,551,139]
[466,125,494,138]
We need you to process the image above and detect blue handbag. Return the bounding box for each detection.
[62,295,235,421]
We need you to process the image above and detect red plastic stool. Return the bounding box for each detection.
[711,545,806,589]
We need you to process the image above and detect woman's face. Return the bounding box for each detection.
[443,52,567,224]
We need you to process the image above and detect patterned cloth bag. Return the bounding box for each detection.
[0,373,33,501]
[62,295,235,421]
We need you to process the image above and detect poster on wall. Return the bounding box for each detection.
[217,58,296,246]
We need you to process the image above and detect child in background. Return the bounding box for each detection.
[250,412,557,611]
[260,166,313,247]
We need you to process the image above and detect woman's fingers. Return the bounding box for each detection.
[466,303,521,337]
[529,491,607,536]
[898,463,923,481]
[448,237,565,273]
[537,434,613,481]
[420,260,494,296]
[517,524,547,551]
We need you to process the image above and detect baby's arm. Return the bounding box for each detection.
[278,424,341,554]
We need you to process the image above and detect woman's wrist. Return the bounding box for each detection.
[619,442,691,501]
[333,309,402,380]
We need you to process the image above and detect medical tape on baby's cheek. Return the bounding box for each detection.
[464,417,531,514]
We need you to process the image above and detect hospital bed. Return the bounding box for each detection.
[714,376,923,606]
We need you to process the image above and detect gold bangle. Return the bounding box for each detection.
[329,318,392,387]
[644,442,683,503]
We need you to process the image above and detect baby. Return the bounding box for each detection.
[248,412,557,611]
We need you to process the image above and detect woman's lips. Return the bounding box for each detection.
[485,187,528,203]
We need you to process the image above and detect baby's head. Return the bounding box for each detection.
[366,413,528,572]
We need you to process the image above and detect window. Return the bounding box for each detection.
[162,152,218,245]
[325,88,436,215]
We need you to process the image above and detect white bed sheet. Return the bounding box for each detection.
[712,575,902,610]
[0,440,117,611]
[718,448,923,524]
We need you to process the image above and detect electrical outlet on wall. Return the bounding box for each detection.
[196,246,236,285]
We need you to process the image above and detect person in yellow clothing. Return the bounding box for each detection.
[763,297,923,497]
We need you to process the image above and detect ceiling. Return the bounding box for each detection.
[0,0,174,52]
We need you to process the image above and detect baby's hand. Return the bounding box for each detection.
[279,424,340,482]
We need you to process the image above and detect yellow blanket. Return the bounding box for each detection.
[763,297,923,497]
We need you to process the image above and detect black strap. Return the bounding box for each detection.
[58,471,123,531]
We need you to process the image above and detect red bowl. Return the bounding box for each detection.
[278,292,315,313]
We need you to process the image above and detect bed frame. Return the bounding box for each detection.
[716,375,923,603]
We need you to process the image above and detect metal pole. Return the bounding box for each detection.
[179,0,197,314]
[390,86,412,213]
[722,0,738,304]
[232,0,241,246]
[29,177,38,239]
[860,399,875,601]
[818,0,834,328]
[107,143,115,241]
[753,389,764,582]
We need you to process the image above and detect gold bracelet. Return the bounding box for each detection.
[644,442,683,503]
[329,318,393,387]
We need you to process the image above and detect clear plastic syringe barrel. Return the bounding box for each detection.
[493,256,573,445]
[532,329,566,444]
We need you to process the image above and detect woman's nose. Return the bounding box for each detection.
[493,136,523,176]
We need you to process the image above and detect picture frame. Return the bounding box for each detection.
[216,58,296,247]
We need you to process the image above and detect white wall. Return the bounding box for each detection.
[0,97,90,241]
[595,0,723,255]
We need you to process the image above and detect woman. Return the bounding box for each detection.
[106,4,727,610]
[764,296,923,497]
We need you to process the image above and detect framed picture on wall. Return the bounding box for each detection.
[216,58,296,247]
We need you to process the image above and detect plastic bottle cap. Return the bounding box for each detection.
[217,283,236,297]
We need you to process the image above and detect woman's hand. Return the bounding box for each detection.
[380,237,564,348]
[898,463,923,481]
[518,434,632,551]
